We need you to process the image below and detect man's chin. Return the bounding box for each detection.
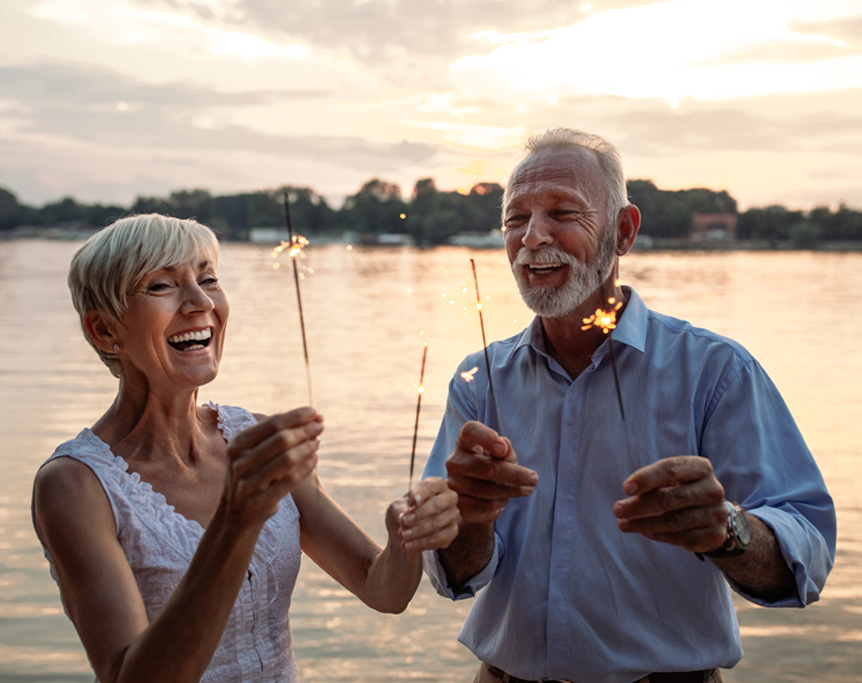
[518,284,585,318]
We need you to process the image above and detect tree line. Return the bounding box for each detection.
[1,178,861,247]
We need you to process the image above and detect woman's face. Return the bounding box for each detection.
[114,256,229,393]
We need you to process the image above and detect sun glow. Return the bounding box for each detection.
[452,0,862,106]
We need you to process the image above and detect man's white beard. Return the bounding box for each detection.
[511,229,616,318]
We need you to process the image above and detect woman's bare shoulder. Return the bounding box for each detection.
[33,456,115,543]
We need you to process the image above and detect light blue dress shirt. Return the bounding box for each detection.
[423,287,835,683]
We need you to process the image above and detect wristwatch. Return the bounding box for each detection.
[701,501,751,559]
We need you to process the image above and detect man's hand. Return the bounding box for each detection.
[437,421,538,588]
[446,421,538,524]
[613,455,728,553]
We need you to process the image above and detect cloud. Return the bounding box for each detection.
[0,60,445,204]
[143,0,662,65]
[0,61,326,109]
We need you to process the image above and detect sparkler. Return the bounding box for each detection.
[470,259,495,398]
[280,191,313,405]
[581,290,633,462]
[469,259,505,435]
[408,343,428,493]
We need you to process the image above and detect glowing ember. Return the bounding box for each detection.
[460,366,479,382]
[581,297,623,335]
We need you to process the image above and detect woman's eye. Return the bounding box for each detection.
[147,282,171,292]
[201,276,219,286]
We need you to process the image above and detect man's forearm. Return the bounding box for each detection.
[438,520,496,589]
[712,513,796,603]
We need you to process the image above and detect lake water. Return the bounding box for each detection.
[0,239,859,682]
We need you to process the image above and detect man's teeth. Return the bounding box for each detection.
[168,329,212,344]
[530,264,562,271]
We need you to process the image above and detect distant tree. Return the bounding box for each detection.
[131,195,172,216]
[463,182,504,233]
[737,206,803,244]
[626,180,662,234]
[166,189,212,222]
[340,178,407,235]
[40,196,87,226]
[788,220,820,249]
[0,187,24,231]
[627,181,737,238]
[812,203,862,241]
[85,204,128,228]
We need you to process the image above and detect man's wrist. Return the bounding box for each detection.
[697,501,751,560]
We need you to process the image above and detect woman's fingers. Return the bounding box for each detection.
[398,477,460,551]
[225,410,324,521]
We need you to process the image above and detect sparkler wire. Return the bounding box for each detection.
[470,259,506,436]
[283,191,313,405]
[408,344,428,493]
[470,259,495,398]
[607,340,634,464]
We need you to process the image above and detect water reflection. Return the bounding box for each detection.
[1,240,859,681]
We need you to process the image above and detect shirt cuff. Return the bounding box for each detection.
[422,531,502,600]
[727,507,832,608]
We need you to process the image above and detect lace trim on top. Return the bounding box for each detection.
[37,403,301,682]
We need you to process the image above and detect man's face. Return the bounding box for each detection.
[503,148,617,318]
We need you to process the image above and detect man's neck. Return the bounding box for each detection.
[540,280,628,380]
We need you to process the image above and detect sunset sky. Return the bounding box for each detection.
[1,0,861,212]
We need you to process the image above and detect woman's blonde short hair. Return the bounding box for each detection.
[68,214,220,377]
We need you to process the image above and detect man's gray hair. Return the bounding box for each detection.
[503,128,630,228]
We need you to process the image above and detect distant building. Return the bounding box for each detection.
[448,230,505,248]
[249,227,289,244]
[690,213,738,241]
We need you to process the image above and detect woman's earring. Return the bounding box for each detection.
[113,344,120,352]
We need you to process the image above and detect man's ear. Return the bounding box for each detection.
[616,205,641,256]
[83,310,118,354]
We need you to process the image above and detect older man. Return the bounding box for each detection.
[421,129,835,683]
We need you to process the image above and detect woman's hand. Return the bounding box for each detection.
[391,477,460,553]
[224,408,323,525]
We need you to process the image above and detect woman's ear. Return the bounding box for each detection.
[83,311,118,354]
[616,205,642,256]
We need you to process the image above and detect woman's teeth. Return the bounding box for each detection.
[168,329,212,350]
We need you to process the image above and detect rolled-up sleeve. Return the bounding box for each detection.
[423,532,503,600]
[702,359,837,607]
[421,359,504,600]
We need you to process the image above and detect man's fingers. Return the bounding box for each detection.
[455,421,511,461]
[614,475,724,520]
[447,449,537,490]
[617,499,726,534]
[622,455,715,496]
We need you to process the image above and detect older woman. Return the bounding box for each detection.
[32,214,459,683]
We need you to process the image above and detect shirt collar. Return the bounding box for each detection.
[514,285,648,356]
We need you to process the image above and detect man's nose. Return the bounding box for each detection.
[522,213,554,250]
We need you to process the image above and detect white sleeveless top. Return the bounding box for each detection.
[39,402,302,682]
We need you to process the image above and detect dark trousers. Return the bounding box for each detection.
[474,661,725,683]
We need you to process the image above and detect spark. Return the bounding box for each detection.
[460,366,479,382]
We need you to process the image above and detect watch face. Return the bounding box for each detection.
[731,505,751,548]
